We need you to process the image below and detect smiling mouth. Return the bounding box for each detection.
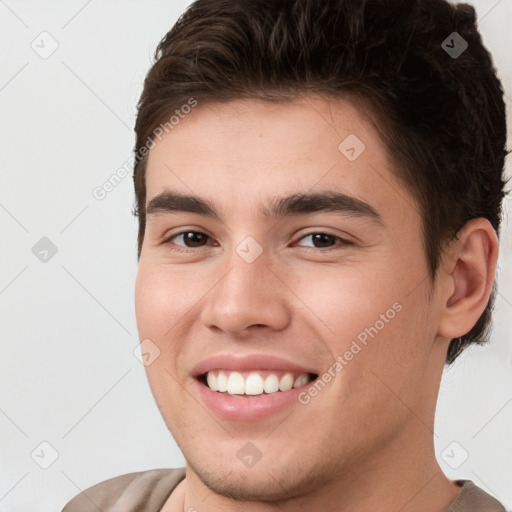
[199,370,319,397]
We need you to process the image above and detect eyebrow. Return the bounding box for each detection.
[146,190,384,226]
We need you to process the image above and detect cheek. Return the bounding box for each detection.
[331,284,433,424]
[135,265,191,417]
[294,257,431,394]
[135,262,205,390]
[135,263,195,338]
[135,267,162,338]
[286,259,401,341]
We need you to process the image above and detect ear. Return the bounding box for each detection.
[437,218,499,339]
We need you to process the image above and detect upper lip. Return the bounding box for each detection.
[191,353,318,378]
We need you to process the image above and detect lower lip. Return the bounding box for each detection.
[193,378,309,421]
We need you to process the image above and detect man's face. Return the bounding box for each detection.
[135,96,446,500]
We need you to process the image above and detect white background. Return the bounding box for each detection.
[0,1,511,511]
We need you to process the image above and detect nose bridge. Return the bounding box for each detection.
[200,238,290,334]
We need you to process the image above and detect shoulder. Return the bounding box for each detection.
[60,467,186,512]
[447,480,508,512]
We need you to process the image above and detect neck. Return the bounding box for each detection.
[178,425,460,512]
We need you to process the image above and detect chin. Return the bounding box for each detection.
[187,457,321,503]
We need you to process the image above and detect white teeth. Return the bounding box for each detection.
[293,374,310,388]
[205,370,312,395]
[206,372,218,391]
[263,374,280,393]
[245,373,264,395]
[279,373,294,392]
[226,372,245,395]
[217,371,228,392]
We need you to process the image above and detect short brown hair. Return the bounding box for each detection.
[132,0,509,364]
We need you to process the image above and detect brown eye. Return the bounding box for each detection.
[296,232,345,249]
[166,231,211,248]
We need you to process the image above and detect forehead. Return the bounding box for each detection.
[144,96,416,225]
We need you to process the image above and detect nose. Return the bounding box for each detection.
[199,249,291,338]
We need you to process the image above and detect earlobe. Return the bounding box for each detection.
[437,218,499,339]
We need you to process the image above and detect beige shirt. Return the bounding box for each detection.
[61,468,507,512]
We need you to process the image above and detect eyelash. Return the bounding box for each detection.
[161,230,352,253]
